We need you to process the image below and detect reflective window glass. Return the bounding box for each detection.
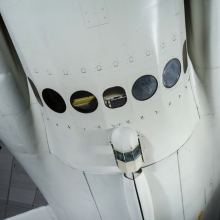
[103,86,127,109]
[124,151,134,162]
[132,75,158,101]
[133,145,141,160]
[163,58,181,88]
[182,40,188,73]
[70,91,98,113]
[28,78,43,106]
[115,151,125,162]
[42,89,66,113]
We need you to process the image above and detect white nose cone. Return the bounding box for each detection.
[110,125,139,151]
[110,126,143,173]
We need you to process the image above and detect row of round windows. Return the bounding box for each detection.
[28,58,181,114]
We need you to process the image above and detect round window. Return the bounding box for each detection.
[132,75,158,101]
[42,89,66,113]
[163,59,181,88]
[28,78,43,106]
[70,91,98,113]
[103,86,127,109]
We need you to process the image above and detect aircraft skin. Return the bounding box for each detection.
[0,0,219,219]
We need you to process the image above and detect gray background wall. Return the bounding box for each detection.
[0,143,48,219]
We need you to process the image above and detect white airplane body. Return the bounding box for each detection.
[0,0,219,219]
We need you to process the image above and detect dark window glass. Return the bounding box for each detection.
[115,151,125,162]
[28,78,43,106]
[132,75,158,101]
[133,145,141,160]
[103,86,127,109]
[70,91,98,113]
[163,58,181,88]
[124,151,134,162]
[182,40,188,73]
[42,89,66,113]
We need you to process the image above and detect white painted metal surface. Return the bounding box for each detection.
[122,177,143,220]
[0,0,219,219]
[0,0,198,171]
[117,156,143,173]
[178,117,214,220]
[110,126,143,172]
[11,152,102,220]
[135,172,154,220]
[143,153,184,220]
[85,173,132,220]
[110,126,138,152]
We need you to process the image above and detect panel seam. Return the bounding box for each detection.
[142,125,195,169]
[83,172,102,220]
[41,114,51,154]
[177,151,185,220]
[132,173,145,220]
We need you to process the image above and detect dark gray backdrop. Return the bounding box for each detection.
[0,143,48,219]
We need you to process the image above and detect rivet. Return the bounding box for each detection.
[146,50,150,56]
[97,65,102,71]
[113,61,118,67]
[81,68,86,73]
[129,56,133,62]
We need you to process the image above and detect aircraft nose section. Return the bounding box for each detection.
[110,125,138,152]
[110,126,143,173]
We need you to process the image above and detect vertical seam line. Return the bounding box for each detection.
[83,172,102,220]
[133,173,145,220]
[188,63,201,119]
[177,151,185,220]
[41,114,51,154]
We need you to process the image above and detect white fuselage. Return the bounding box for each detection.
[0,0,219,219]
